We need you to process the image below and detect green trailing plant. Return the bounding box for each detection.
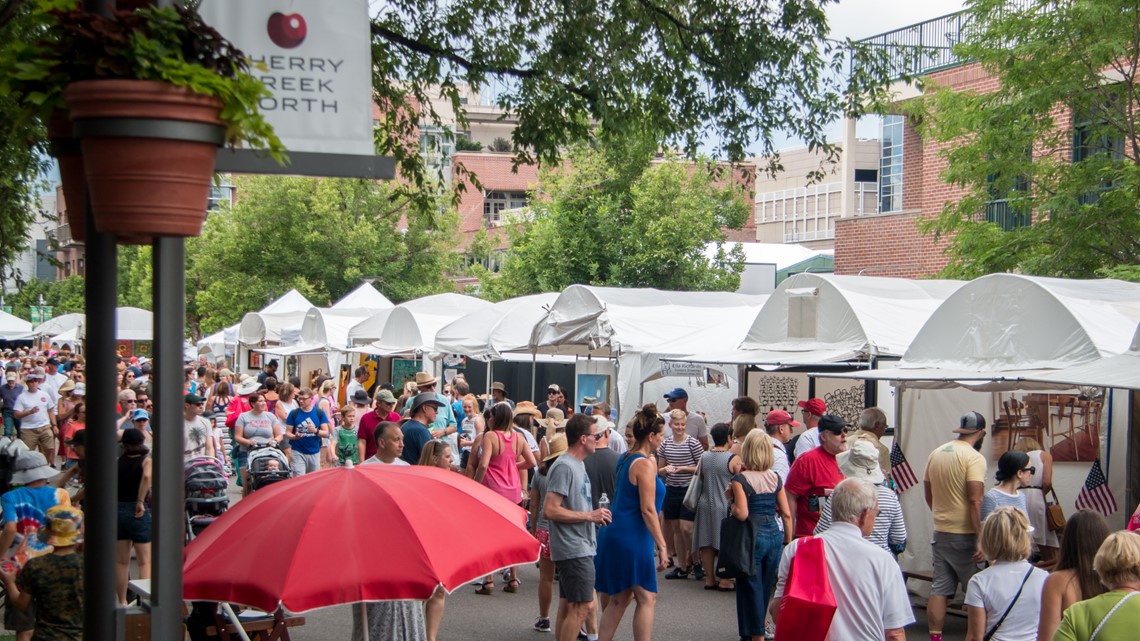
[0,0,284,161]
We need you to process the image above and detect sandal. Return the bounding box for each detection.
[475,580,494,595]
[504,578,521,593]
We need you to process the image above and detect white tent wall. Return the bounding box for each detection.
[889,385,1129,599]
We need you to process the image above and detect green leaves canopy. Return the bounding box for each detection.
[915,0,1140,279]
[483,132,748,299]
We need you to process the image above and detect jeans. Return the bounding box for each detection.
[1,410,17,437]
[736,522,784,638]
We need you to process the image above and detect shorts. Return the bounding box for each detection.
[555,556,595,603]
[662,484,696,521]
[290,451,320,477]
[3,599,34,632]
[117,501,152,543]
[535,528,551,560]
[931,531,980,596]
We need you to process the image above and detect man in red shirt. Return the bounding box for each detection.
[784,414,847,538]
[357,389,401,462]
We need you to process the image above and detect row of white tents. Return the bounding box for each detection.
[209,274,1140,581]
[0,307,156,347]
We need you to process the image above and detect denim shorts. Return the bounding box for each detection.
[117,501,152,543]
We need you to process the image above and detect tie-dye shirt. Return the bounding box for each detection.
[1,486,71,557]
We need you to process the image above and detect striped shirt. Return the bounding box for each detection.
[657,436,704,487]
[981,488,1028,523]
[815,483,907,552]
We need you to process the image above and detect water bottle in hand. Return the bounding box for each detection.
[598,492,611,522]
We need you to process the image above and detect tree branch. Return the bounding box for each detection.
[0,0,27,30]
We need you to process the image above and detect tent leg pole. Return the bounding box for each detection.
[531,352,537,403]
[359,602,370,641]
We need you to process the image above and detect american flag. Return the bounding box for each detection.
[1075,458,1117,516]
[889,441,918,492]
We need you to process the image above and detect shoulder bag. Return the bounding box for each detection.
[983,565,1034,641]
[1089,591,1139,641]
[715,473,755,579]
[682,456,703,511]
[1046,488,1066,532]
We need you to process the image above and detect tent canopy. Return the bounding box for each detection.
[260,289,315,314]
[665,274,962,365]
[1023,323,1140,390]
[434,293,560,361]
[348,294,491,347]
[0,310,33,341]
[331,283,393,311]
[528,285,767,357]
[365,294,494,355]
[903,274,1140,371]
[298,307,376,349]
[237,310,308,346]
[111,307,153,342]
[32,313,84,338]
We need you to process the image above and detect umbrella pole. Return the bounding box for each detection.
[220,603,253,641]
[360,602,370,641]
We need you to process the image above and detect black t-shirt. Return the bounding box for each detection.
[536,402,568,418]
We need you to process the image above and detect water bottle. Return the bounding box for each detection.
[598,492,611,517]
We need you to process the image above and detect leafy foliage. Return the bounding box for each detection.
[483,130,748,300]
[913,0,1140,278]
[6,273,84,318]
[186,175,458,336]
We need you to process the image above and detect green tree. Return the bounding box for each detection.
[187,175,457,336]
[117,245,153,309]
[484,132,748,299]
[914,0,1140,278]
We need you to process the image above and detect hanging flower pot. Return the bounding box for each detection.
[46,112,85,243]
[63,79,225,243]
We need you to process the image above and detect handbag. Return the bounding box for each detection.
[715,473,756,579]
[682,456,703,511]
[983,565,1034,641]
[1046,488,1066,532]
[774,536,836,641]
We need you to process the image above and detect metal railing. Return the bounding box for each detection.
[853,0,1036,78]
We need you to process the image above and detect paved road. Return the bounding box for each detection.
[280,562,967,641]
[214,478,968,641]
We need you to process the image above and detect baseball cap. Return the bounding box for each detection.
[374,389,397,404]
[764,409,800,427]
[184,393,205,404]
[797,398,827,416]
[45,357,59,366]
[818,414,848,434]
[4,372,14,382]
[954,411,987,434]
[131,409,150,422]
[663,388,688,400]
[547,384,562,394]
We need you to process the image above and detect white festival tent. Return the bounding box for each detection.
[352,294,494,358]
[819,274,1140,587]
[0,310,33,341]
[433,293,562,362]
[526,285,768,426]
[667,273,965,367]
[1024,324,1140,390]
[32,313,84,338]
[201,289,315,361]
[330,283,393,311]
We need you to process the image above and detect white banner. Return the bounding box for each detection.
[660,361,705,378]
[199,0,374,156]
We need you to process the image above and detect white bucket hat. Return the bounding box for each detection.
[11,451,58,485]
[837,439,885,485]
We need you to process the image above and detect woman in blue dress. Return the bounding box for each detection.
[595,404,668,641]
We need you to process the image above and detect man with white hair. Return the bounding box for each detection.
[769,478,914,641]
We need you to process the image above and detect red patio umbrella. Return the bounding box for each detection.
[183,463,538,613]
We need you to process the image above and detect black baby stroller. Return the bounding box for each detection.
[247,445,291,492]
[185,456,229,541]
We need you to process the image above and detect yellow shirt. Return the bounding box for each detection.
[925,439,986,534]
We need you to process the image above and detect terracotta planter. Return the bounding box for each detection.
[46,113,86,243]
[63,79,225,242]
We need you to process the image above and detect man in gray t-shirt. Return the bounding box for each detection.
[544,414,611,641]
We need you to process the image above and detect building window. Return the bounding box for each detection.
[1073,114,1124,205]
[879,115,904,213]
[854,168,878,183]
[420,125,454,185]
[483,191,529,225]
[207,183,234,211]
[984,171,1031,231]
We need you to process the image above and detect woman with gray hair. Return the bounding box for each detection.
[1053,531,1140,641]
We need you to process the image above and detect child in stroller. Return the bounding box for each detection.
[247,446,291,492]
[185,456,229,541]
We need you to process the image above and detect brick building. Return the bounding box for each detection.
[833,10,1037,278]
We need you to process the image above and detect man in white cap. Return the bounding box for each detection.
[12,369,57,461]
[537,384,568,418]
[814,439,907,554]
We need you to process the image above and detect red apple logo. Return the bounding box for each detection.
[267,12,307,49]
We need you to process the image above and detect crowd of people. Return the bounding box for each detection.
[0,347,1139,641]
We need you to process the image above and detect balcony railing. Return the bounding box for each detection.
[853,0,1035,79]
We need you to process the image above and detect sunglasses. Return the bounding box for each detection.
[1020,466,1037,475]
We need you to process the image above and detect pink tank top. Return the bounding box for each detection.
[482,431,521,504]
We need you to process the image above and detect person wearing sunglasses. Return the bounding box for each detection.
[183,394,215,462]
[980,450,1032,524]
